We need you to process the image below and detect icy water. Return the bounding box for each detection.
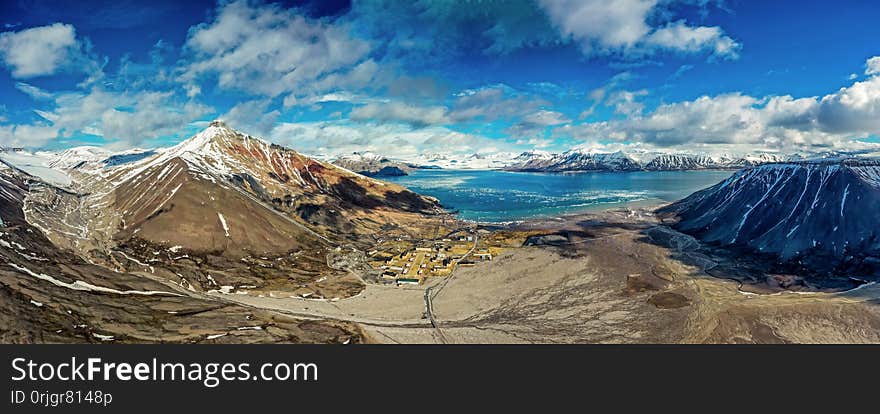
[386,169,734,222]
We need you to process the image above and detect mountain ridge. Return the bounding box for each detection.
[658,157,880,277]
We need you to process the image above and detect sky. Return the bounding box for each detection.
[1,0,880,159]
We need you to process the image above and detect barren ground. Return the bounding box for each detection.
[213,207,880,343]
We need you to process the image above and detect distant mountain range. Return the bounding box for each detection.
[331,152,430,177]
[410,152,517,170]
[324,148,875,173]
[659,158,880,277]
[503,150,790,172]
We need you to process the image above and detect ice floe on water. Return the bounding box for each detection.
[387,169,732,222]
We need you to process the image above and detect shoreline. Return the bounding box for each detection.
[451,197,672,228]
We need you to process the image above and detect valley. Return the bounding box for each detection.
[2,122,879,344]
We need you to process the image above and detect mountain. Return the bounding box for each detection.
[44,146,111,170]
[0,162,363,343]
[505,150,642,172]
[658,158,880,276]
[3,121,447,311]
[412,152,516,169]
[644,154,719,171]
[332,152,417,177]
[721,153,787,168]
[505,149,791,172]
[56,121,443,254]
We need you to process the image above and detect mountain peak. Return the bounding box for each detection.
[178,120,251,153]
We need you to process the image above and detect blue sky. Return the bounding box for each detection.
[1,0,880,159]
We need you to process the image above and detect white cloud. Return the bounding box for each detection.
[537,0,740,58]
[451,85,548,122]
[25,87,210,147]
[220,99,280,136]
[15,82,53,100]
[817,75,880,134]
[506,109,570,138]
[644,21,740,59]
[522,110,570,126]
[350,102,449,127]
[0,123,59,148]
[180,0,372,97]
[269,121,507,160]
[538,0,655,50]
[559,59,880,155]
[606,89,649,116]
[346,84,551,127]
[0,23,87,78]
[582,71,634,118]
[865,56,880,75]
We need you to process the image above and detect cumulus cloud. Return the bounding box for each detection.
[28,87,210,147]
[0,123,59,148]
[220,99,281,136]
[347,84,551,127]
[269,121,505,160]
[180,0,372,97]
[606,89,649,116]
[644,21,740,59]
[0,23,90,78]
[817,75,880,134]
[538,0,655,50]
[865,56,880,76]
[559,59,880,155]
[450,85,549,122]
[537,0,740,58]
[506,109,571,138]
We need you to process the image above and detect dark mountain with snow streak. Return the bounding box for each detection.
[658,158,880,275]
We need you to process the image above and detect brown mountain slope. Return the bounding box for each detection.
[0,164,364,343]
[92,121,444,254]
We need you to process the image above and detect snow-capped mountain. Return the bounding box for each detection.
[505,150,642,172]
[412,152,517,169]
[0,149,363,344]
[0,151,73,187]
[44,146,111,170]
[659,158,880,275]
[505,149,792,172]
[16,121,442,258]
[721,153,787,168]
[644,154,719,171]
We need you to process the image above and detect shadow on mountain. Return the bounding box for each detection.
[640,224,871,293]
[330,176,438,213]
